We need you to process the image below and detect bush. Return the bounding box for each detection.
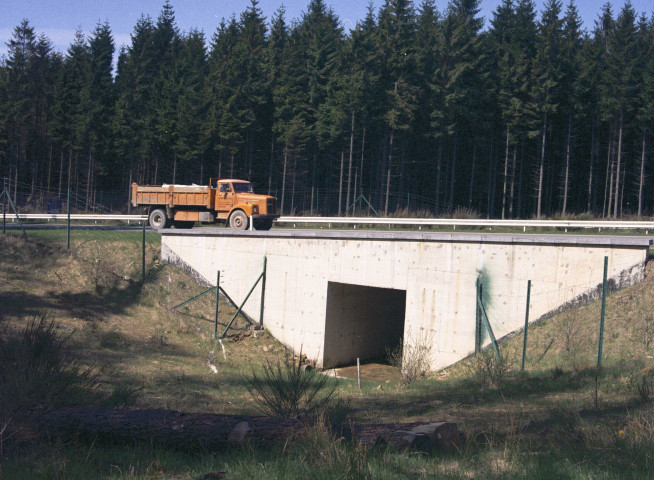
[386,331,434,386]
[243,349,337,419]
[0,313,138,447]
[464,348,510,391]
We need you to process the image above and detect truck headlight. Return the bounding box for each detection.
[253,205,258,214]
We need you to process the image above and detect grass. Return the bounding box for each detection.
[2,231,654,478]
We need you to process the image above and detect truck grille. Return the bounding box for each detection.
[267,199,277,214]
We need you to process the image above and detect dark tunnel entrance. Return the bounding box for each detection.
[323,282,406,369]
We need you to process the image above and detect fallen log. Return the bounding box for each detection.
[40,407,462,453]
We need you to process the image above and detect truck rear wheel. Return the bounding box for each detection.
[228,210,248,230]
[149,208,169,230]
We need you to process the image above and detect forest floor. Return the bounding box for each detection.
[1,229,654,479]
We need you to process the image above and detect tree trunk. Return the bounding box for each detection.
[281,146,288,214]
[562,111,572,215]
[501,125,510,220]
[359,127,366,201]
[58,150,64,198]
[587,117,595,213]
[509,145,517,218]
[468,141,476,209]
[346,109,355,216]
[638,131,646,217]
[435,142,442,214]
[536,112,547,219]
[385,128,394,216]
[613,111,624,218]
[448,132,458,212]
[338,150,344,216]
[602,129,613,218]
[40,407,462,454]
[268,135,275,196]
[86,152,92,212]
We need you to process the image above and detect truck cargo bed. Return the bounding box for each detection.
[131,184,212,208]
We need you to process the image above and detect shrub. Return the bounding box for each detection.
[243,349,337,419]
[464,348,510,391]
[386,331,434,386]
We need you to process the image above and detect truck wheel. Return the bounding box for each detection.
[149,209,169,230]
[228,210,248,230]
[253,219,273,231]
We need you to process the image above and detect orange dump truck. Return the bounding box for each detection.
[131,178,279,230]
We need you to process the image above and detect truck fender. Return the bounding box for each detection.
[229,204,254,217]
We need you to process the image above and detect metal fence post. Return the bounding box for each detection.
[521,280,531,371]
[259,256,267,327]
[214,270,221,339]
[598,256,608,367]
[475,277,482,355]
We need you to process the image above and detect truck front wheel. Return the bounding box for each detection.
[149,208,169,230]
[228,210,248,230]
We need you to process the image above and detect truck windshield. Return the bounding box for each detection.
[232,183,253,193]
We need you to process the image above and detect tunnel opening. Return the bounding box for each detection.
[323,282,406,369]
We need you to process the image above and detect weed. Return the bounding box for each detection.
[243,349,337,419]
[554,313,588,372]
[628,368,654,403]
[286,418,373,479]
[0,313,138,449]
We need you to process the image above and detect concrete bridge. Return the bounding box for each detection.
[161,229,651,371]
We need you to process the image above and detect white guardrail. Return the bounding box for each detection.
[277,216,654,232]
[4,213,654,232]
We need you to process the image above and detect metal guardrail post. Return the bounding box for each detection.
[598,256,608,367]
[521,280,531,371]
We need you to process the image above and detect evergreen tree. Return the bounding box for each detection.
[174,29,208,183]
[533,0,564,217]
[87,21,115,201]
[599,1,639,217]
[377,0,418,214]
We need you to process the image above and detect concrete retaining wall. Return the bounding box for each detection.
[162,230,650,370]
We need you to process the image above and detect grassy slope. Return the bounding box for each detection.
[1,230,654,479]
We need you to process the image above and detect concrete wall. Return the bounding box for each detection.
[161,230,650,371]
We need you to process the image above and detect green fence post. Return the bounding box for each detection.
[521,280,531,371]
[141,221,146,284]
[214,270,221,339]
[259,256,267,327]
[66,188,71,249]
[598,256,608,367]
[475,277,482,356]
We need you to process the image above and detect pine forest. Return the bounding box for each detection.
[1,0,653,219]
